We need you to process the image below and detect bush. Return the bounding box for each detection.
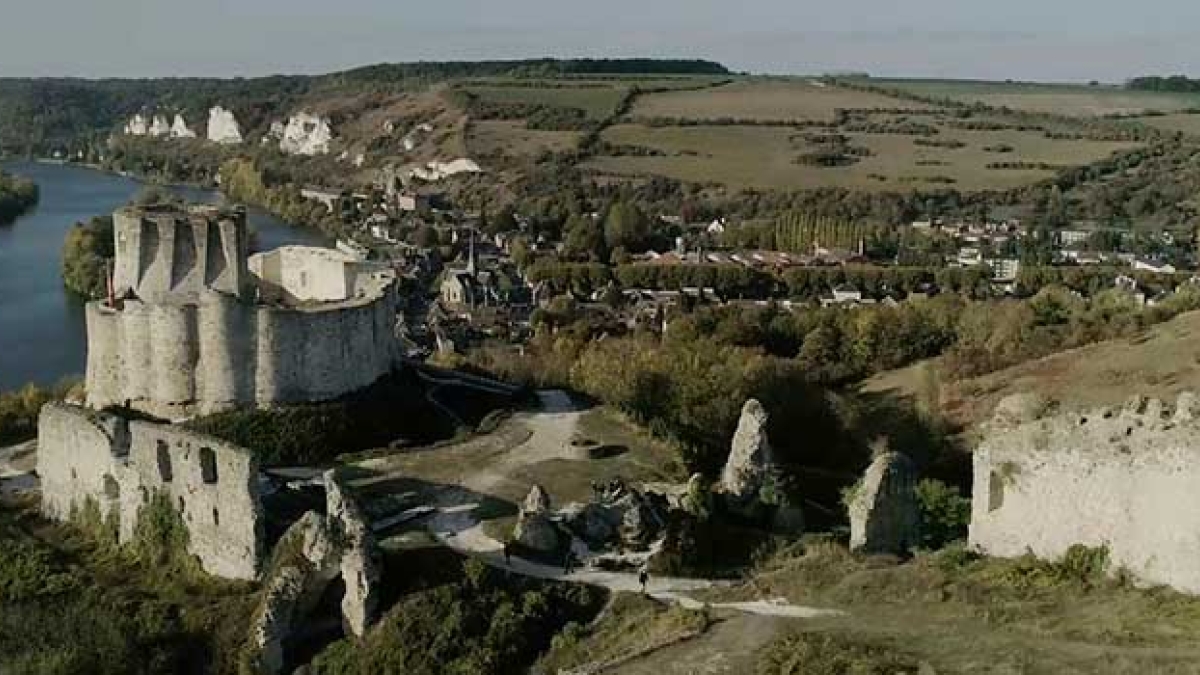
[914,479,971,549]
[756,632,919,675]
[309,558,604,675]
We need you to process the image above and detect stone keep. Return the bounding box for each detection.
[111,204,251,303]
[86,205,399,419]
[971,392,1200,594]
[720,399,775,502]
[849,452,920,555]
[38,402,264,580]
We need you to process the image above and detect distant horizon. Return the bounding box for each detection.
[3,0,1200,82]
[0,56,1179,88]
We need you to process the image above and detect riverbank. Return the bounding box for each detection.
[0,170,39,225]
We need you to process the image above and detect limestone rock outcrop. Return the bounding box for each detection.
[720,399,775,502]
[123,113,150,136]
[848,451,920,555]
[279,112,334,156]
[515,484,561,554]
[244,472,381,675]
[972,391,1200,595]
[169,114,196,139]
[148,115,171,137]
[558,479,667,552]
[207,106,243,145]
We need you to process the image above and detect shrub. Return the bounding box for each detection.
[756,632,920,675]
[914,479,971,549]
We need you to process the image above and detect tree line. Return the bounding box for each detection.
[0,171,38,224]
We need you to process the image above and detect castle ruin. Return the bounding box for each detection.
[38,401,264,579]
[85,204,399,419]
[971,392,1200,593]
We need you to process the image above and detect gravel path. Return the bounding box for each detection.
[423,391,843,619]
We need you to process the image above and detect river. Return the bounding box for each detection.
[0,161,330,394]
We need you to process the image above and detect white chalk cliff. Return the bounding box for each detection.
[279,112,334,156]
[149,115,171,137]
[207,106,243,145]
[409,158,482,182]
[123,114,150,136]
[170,114,196,139]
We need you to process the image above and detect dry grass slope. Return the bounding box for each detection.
[862,309,1200,432]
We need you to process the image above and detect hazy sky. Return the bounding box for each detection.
[3,0,1198,81]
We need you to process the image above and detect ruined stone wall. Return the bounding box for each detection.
[86,283,397,418]
[970,393,1200,594]
[37,403,264,580]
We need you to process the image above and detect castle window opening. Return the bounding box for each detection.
[987,470,1005,513]
[103,474,120,500]
[157,440,173,482]
[200,447,218,484]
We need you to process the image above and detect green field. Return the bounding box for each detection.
[629,78,934,122]
[467,120,582,159]
[865,78,1200,117]
[463,84,630,119]
[587,120,1136,192]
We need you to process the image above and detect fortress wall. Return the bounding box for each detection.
[196,292,251,412]
[970,394,1200,593]
[85,303,121,410]
[119,303,153,405]
[149,304,198,414]
[87,293,394,418]
[38,403,264,580]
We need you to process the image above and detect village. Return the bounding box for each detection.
[293,175,1200,362]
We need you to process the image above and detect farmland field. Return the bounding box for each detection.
[462,84,630,119]
[629,79,934,122]
[586,122,1138,191]
[1131,113,1200,137]
[467,120,582,158]
[864,78,1200,116]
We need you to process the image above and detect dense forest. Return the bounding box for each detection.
[0,171,38,224]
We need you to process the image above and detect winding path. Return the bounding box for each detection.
[419,390,843,620]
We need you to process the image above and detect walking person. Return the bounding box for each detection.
[638,568,649,594]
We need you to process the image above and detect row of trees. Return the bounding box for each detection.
[527,261,773,297]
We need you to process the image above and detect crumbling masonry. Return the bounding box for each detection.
[38,402,264,579]
[971,392,1200,594]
